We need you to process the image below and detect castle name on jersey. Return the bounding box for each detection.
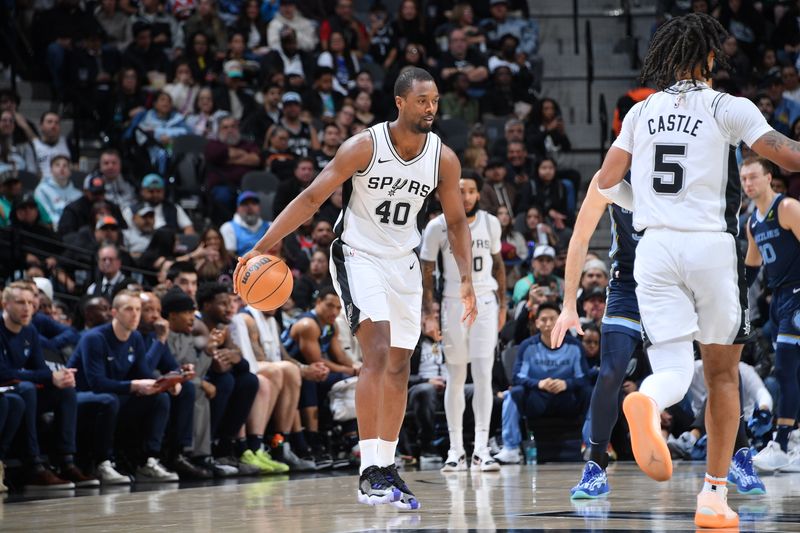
[367,176,432,198]
[647,114,703,137]
[754,228,781,244]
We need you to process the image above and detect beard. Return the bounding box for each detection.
[465,203,479,217]
[222,132,241,145]
[413,119,433,134]
[242,213,260,226]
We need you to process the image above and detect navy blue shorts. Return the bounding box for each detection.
[299,371,349,409]
[771,284,800,346]
[602,281,641,340]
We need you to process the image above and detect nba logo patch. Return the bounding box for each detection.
[792,310,800,332]
[128,354,135,363]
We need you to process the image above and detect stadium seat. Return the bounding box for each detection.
[242,171,279,195]
[172,135,208,156]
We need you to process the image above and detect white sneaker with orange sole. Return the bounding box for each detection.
[694,487,739,529]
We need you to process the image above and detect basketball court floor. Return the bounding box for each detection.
[3,461,800,531]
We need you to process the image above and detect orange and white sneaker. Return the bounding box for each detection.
[694,487,739,529]
[622,392,672,481]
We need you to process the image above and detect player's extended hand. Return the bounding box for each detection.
[460,281,477,327]
[233,249,262,294]
[551,306,582,348]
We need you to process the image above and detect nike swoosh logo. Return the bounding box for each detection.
[794,287,800,294]
[409,262,415,270]
[378,158,392,164]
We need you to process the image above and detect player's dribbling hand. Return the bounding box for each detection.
[233,249,262,294]
[550,306,582,348]
[460,282,477,327]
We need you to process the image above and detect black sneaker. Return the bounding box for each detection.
[382,464,420,510]
[313,450,333,470]
[357,465,401,506]
[172,455,213,480]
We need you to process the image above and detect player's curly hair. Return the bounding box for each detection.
[640,13,729,90]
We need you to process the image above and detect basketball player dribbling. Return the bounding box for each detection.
[236,67,477,510]
[592,13,800,529]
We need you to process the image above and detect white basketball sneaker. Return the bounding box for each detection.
[752,441,790,473]
[472,448,501,472]
[440,450,468,472]
[780,448,800,473]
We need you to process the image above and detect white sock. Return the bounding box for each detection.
[377,438,398,467]
[471,357,494,453]
[445,362,468,453]
[702,473,728,494]
[639,337,694,411]
[359,439,379,474]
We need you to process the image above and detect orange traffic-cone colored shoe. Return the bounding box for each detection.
[694,486,739,529]
[622,392,673,481]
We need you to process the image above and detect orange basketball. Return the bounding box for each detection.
[237,254,293,311]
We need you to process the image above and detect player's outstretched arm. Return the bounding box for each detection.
[551,173,610,348]
[438,145,476,326]
[234,131,373,284]
[751,130,800,172]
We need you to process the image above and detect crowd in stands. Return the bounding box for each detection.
[0,0,797,492]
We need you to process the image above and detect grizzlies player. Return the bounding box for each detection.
[741,157,800,471]
[420,172,505,472]
[236,67,477,510]
[594,13,800,528]
[551,174,642,499]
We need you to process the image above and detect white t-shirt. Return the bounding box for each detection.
[613,81,773,235]
[419,209,502,298]
[122,202,192,231]
[32,137,70,179]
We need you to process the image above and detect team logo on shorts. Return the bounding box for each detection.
[792,310,800,332]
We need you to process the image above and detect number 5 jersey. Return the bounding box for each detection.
[613,80,773,235]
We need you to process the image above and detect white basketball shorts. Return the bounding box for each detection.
[329,239,422,350]
[633,229,750,346]
[441,294,499,365]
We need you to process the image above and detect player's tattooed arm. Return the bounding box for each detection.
[752,130,800,172]
[421,259,436,315]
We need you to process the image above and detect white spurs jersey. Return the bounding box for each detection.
[613,81,773,235]
[420,210,501,298]
[334,122,442,258]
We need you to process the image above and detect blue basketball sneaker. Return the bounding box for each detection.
[728,448,766,495]
[358,465,401,505]
[382,464,420,510]
[570,461,609,499]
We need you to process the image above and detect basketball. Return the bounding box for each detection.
[237,254,293,311]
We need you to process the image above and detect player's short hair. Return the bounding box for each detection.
[167,261,197,282]
[741,156,776,178]
[50,154,70,167]
[315,286,339,302]
[394,66,435,98]
[196,282,230,309]
[2,281,35,302]
[460,170,483,191]
[535,301,561,318]
[112,289,141,309]
[640,13,728,90]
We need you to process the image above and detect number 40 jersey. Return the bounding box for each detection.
[334,122,442,258]
[613,80,773,235]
